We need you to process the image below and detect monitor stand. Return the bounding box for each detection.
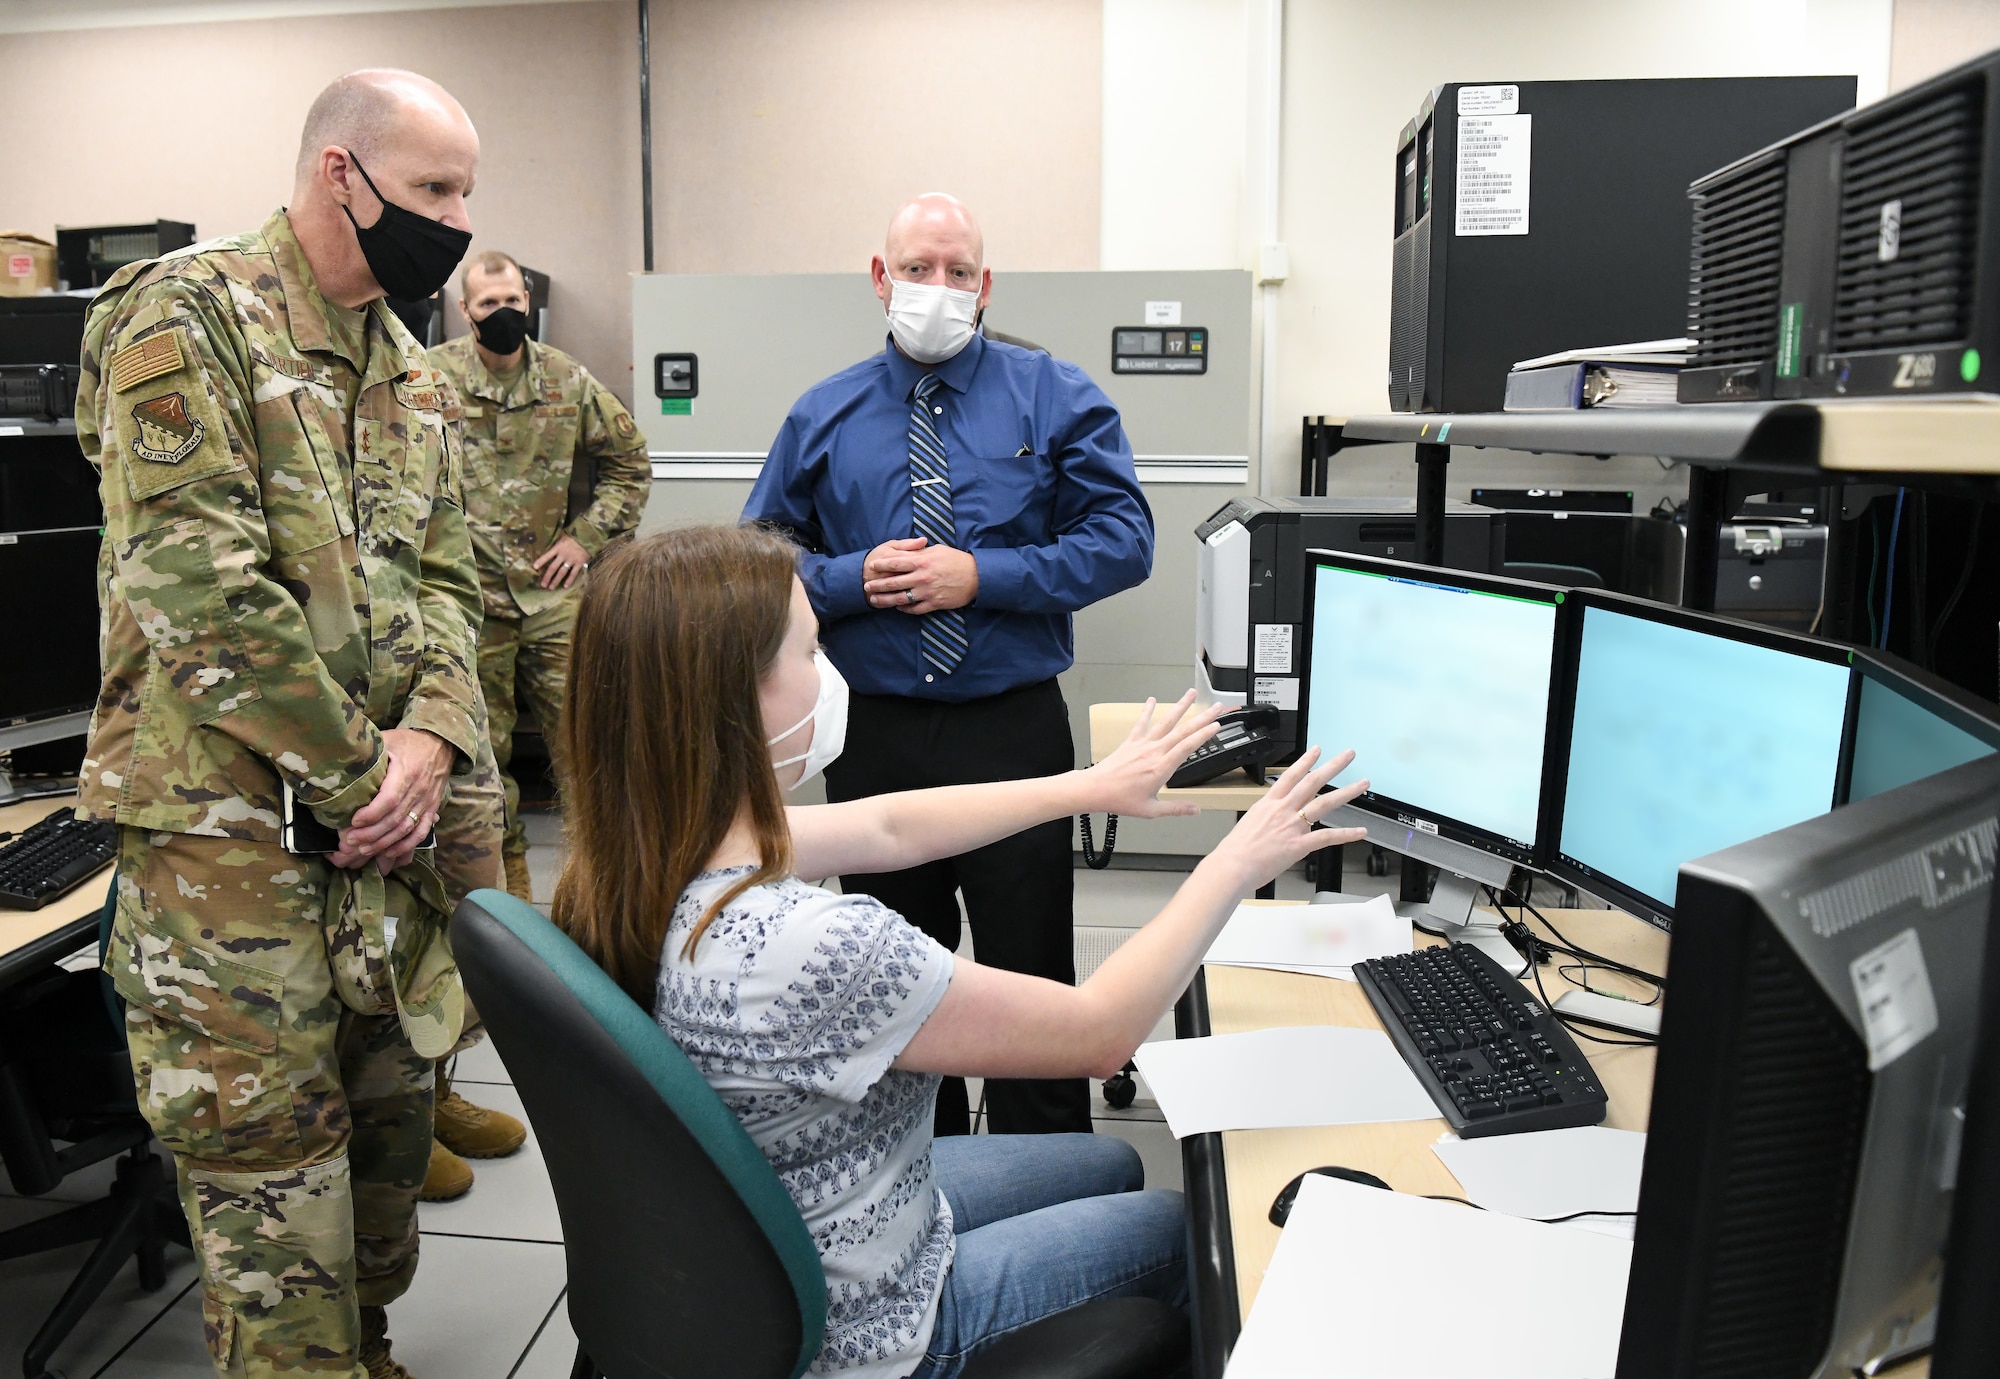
[1408,869,1482,938]
[0,766,79,808]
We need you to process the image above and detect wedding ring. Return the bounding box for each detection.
[407,808,422,825]
[906,588,917,605]
[1296,808,1312,823]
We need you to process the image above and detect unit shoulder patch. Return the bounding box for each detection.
[613,411,638,441]
[129,393,207,464]
[109,330,187,393]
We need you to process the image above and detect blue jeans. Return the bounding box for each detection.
[909,1134,1189,1379]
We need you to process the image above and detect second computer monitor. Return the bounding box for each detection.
[1844,651,2000,805]
[1303,552,1562,864]
[1551,596,1852,927]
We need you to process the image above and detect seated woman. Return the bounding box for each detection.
[552,525,1366,1379]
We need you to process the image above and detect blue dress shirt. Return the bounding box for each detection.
[743,332,1154,702]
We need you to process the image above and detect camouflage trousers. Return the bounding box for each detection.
[109,829,431,1378]
[477,594,576,861]
[107,734,505,1376]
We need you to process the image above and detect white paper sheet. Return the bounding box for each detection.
[1227,1174,1632,1378]
[1132,1025,1439,1138]
[1203,894,1410,980]
[1432,1126,1647,1240]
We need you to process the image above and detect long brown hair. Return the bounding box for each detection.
[552,525,798,1004]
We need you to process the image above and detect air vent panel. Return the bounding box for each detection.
[1833,81,1983,352]
[1689,155,1789,369]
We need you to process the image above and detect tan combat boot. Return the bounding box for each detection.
[433,1063,527,1160]
[503,850,533,902]
[359,1304,416,1379]
[420,1139,474,1202]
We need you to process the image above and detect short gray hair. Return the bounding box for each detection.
[294,69,422,180]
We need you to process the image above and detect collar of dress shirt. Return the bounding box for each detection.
[882,327,987,401]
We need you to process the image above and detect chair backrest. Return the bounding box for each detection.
[451,890,825,1379]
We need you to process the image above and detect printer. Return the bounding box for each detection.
[1196,497,1506,759]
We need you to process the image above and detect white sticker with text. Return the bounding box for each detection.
[1850,928,1940,1070]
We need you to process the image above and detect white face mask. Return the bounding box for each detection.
[886,276,980,364]
[768,649,849,790]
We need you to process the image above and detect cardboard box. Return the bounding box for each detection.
[0,232,57,296]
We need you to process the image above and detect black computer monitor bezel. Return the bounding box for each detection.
[1299,548,1571,869]
[1543,589,1856,930]
[0,526,102,730]
[1836,648,2000,806]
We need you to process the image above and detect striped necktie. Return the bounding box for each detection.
[908,372,967,677]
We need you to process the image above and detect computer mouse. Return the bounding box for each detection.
[1268,1165,1392,1227]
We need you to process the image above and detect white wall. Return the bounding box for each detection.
[1100,0,1252,271]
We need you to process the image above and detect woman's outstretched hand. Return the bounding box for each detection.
[1082,691,1227,819]
[1211,746,1369,893]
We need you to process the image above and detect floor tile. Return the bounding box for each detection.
[418,1083,563,1245]
[450,1034,514,1088]
[393,1234,568,1379]
[0,1194,200,1379]
[1093,1115,1184,1195]
[92,1233,567,1379]
[510,1289,581,1379]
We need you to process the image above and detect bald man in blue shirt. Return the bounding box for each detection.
[744,194,1155,1136]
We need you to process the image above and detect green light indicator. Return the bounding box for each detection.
[1962,349,1982,383]
[1554,592,1566,604]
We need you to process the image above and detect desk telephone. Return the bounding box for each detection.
[1168,704,1284,788]
[1080,706,1286,872]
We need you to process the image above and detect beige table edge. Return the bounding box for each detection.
[0,797,113,964]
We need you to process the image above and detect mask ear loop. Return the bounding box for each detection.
[337,149,391,232]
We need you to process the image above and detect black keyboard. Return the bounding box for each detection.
[0,808,117,910]
[1356,942,1608,1138]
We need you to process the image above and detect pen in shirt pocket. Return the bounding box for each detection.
[1015,443,1032,457]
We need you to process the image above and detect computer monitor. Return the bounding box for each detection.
[1547,594,1852,929]
[1618,753,2000,1379]
[0,527,102,733]
[1302,551,1565,926]
[1932,837,2000,1378]
[1842,650,2000,805]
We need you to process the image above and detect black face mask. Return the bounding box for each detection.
[472,305,530,355]
[341,151,473,302]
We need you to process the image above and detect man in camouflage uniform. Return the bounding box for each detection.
[83,69,494,1379]
[427,250,650,902]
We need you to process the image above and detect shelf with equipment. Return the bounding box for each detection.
[1298,398,2000,630]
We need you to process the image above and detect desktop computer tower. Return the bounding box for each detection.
[1682,48,2000,403]
[1618,754,2000,1379]
[1388,76,1856,414]
[1195,496,1503,757]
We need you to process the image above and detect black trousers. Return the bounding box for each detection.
[824,677,1091,1137]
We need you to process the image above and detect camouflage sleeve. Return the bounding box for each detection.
[398,400,484,769]
[89,274,388,824]
[563,370,652,556]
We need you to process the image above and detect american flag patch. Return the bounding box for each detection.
[109,331,186,393]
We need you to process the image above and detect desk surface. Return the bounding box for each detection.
[1194,902,1930,1379]
[1207,905,1661,1322]
[0,797,111,981]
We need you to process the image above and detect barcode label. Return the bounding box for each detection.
[1456,114,1532,237]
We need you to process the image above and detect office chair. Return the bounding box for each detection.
[451,890,1191,1379]
[0,881,186,1379]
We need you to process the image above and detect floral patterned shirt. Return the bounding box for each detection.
[655,868,957,1377]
